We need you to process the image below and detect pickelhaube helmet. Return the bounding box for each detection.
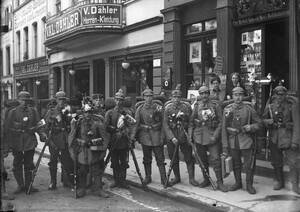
[171,84,182,97]
[18,90,31,100]
[142,86,153,96]
[55,89,67,100]
[274,80,287,94]
[198,82,210,94]
[232,83,244,94]
[115,89,125,100]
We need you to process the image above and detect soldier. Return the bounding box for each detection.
[44,90,74,190]
[163,84,199,186]
[262,83,300,194]
[105,89,133,189]
[188,84,228,192]
[92,94,105,116]
[131,87,169,186]
[68,97,110,198]
[7,90,45,194]
[221,85,261,194]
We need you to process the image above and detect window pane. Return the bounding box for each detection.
[187,41,202,90]
[205,19,217,31]
[186,23,202,35]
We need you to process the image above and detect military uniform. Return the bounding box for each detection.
[188,85,227,192]
[44,91,74,190]
[131,87,168,186]
[105,89,133,188]
[7,91,43,194]
[222,86,261,194]
[262,84,300,194]
[68,97,110,198]
[163,84,199,186]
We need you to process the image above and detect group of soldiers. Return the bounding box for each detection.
[2,78,300,200]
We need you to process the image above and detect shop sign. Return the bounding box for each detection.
[14,57,48,76]
[46,3,122,40]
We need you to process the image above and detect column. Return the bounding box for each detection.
[88,59,93,96]
[289,0,298,91]
[104,58,110,98]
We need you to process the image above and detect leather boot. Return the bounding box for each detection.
[215,170,228,192]
[229,169,242,191]
[25,169,39,193]
[187,164,200,186]
[13,170,25,194]
[158,165,171,187]
[93,175,109,198]
[273,167,284,190]
[142,164,152,185]
[169,163,181,186]
[77,172,87,198]
[290,169,300,195]
[246,171,256,194]
[119,169,129,189]
[199,168,210,188]
[110,169,119,188]
[48,168,57,190]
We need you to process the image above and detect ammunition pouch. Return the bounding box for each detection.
[226,127,239,136]
[273,122,293,129]
[194,119,218,129]
[89,138,105,151]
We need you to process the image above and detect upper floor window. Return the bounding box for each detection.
[4,7,9,26]
[16,31,21,62]
[16,0,20,7]
[23,27,29,60]
[32,22,38,58]
[56,0,61,14]
[6,46,11,75]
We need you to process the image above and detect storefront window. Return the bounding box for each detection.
[186,23,203,35]
[205,19,217,31]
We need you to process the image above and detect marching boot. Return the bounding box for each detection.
[110,169,119,188]
[199,168,211,188]
[229,169,242,191]
[13,170,25,194]
[169,163,181,186]
[273,167,284,190]
[158,165,171,187]
[25,169,39,193]
[48,168,57,190]
[142,164,152,185]
[246,172,256,195]
[290,169,300,195]
[94,175,110,198]
[187,164,200,186]
[77,172,87,198]
[119,168,129,189]
[215,170,228,192]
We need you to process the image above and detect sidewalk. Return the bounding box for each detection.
[36,141,300,212]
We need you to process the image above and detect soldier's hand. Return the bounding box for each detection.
[291,143,299,151]
[264,119,274,127]
[222,147,229,157]
[39,132,48,142]
[171,137,178,145]
[210,136,216,143]
[242,124,251,133]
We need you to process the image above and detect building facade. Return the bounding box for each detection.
[12,0,49,99]
[45,0,164,102]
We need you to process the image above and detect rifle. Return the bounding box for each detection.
[265,79,273,160]
[248,110,257,171]
[164,142,179,188]
[180,123,217,190]
[73,147,78,198]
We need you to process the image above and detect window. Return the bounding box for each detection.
[6,46,11,75]
[4,8,9,26]
[56,0,61,14]
[32,22,38,58]
[16,31,21,62]
[16,0,19,7]
[24,27,28,60]
[185,19,217,35]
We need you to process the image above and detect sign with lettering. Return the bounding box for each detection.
[14,57,48,76]
[46,3,122,40]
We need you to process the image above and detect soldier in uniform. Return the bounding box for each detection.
[7,90,45,194]
[44,90,74,190]
[131,87,169,186]
[105,89,133,189]
[188,84,228,192]
[163,84,199,186]
[262,83,300,194]
[222,85,261,194]
[92,94,105,116]
[68,97,110,198]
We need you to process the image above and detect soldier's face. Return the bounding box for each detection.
[199,92,209,101]
[232,75,239,87]
[18,99,25,106]
[93,99,100,107]
[233,93,243,104]
[212,80,220,90]
[172,96,180,103]
[115,98,123,107]
[144,95,153,104]
[275,92,285,102]
[57,99,65,107]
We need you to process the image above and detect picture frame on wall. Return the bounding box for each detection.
[189,41,202,63]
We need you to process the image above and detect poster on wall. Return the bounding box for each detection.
[189,42,202,63]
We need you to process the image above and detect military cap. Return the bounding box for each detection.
[198,83,210,94]
[142,86,153,96]
[55,90,67,100]
[115,89,125,100]
[171,84,182,97]
[274,80,287,94]
[18,90,31,100]
[92,93,104,100]
[232,83,244,94]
